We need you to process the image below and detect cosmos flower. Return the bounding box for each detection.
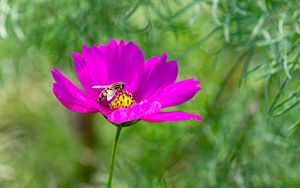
[51,39,202,125]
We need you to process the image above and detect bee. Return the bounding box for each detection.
[92,81,125,103]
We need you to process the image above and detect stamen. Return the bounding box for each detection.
[110,91,135,110]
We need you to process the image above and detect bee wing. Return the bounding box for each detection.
[106,89,117,101]
[92,85,108,89]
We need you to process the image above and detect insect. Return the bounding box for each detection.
[92,81,125,102]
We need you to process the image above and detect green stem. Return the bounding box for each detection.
[107,126,122,188]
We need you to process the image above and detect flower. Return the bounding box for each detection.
[51,39,202,125]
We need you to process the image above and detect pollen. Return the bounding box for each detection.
[110,91,135,110]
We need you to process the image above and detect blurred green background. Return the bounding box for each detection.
[0,0,300,187]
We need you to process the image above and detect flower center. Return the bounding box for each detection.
[110,91,135,110]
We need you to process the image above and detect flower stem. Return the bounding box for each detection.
[107,126,122,188]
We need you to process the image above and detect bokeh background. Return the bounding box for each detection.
[1,0,300,187]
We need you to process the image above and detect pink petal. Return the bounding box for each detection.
[142,112,202,123]
[72,50,101,98]
[107,101,161,124]
[51,68,109,115]
[155,78,201,108]
[74,39,144,95]
[134,52,178,102]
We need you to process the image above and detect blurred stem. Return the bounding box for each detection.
[107,126,122,188]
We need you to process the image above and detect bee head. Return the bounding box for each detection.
[120,82,125,89]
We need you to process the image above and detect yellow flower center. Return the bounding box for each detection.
[110,91,135,110]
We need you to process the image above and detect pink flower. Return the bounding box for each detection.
[51,39,202,125]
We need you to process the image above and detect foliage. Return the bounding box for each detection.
[0,0,299,187]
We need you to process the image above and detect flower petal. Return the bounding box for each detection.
[72,50,101,98]
[134,52,178,102]
[142,112,202,123]
[74,39,144,95]
[154,78,201,108]
[104,39,144,93]
[107,101,162,124]
[51,68,110,115]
